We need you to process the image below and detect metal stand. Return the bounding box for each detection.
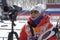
[8,19,19,40]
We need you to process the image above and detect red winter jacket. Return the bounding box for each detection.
[19,14,57,40]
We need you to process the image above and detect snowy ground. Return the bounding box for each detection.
[0,20,27,40]
[0,20,59,40]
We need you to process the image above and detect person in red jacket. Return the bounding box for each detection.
[19,4,58,40]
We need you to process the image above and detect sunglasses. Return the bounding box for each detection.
[30,10,39,14]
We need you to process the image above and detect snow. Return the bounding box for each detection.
[0,20,58,40]
[0,20,27,40]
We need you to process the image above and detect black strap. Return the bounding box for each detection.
[29,25,34,36]
[28,20,35,36]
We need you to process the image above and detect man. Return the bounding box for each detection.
[19,4,57,40]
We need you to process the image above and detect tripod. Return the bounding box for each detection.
[8,19,19,40]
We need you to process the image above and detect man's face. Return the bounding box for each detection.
[30,10,40,20]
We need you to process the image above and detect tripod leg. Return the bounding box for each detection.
[8,32,13,40]
[13,32,19,40]
[13,22,16,26]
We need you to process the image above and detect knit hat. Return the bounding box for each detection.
[30,4,46,13]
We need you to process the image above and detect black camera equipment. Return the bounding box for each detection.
[4,6,19,40]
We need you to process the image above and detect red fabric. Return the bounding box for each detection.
[48,35,57,40]
[19,14,57,40]
[47,23,53,29]
[19,25,27,40]
[36,14,50,28]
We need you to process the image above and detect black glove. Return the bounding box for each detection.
[52,27,58,34]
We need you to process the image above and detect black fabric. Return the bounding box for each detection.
[28,21,37,28]
[29,25,34,36]
[28,15,43,28]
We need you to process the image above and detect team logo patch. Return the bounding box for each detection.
[41,25,46,30]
